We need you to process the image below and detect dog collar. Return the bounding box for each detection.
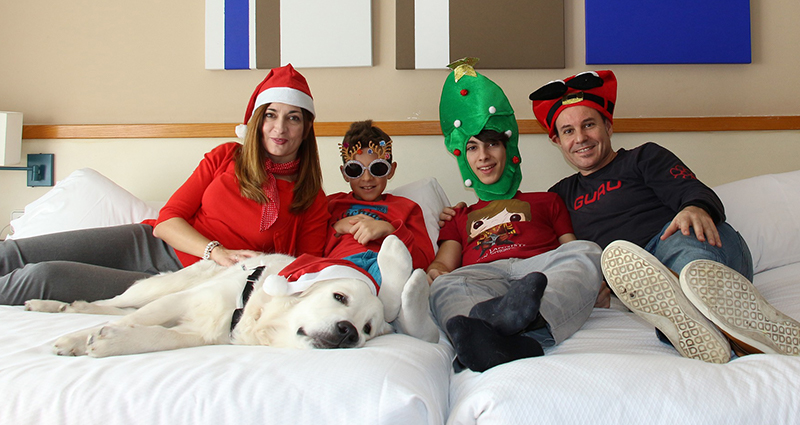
[230,265,266,332]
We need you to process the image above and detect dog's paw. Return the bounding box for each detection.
[54,333,89,356]
[86,325,132,358]
[25,299,68,313]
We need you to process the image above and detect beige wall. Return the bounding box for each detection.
[1,1,800,123]
[1,1,800,237]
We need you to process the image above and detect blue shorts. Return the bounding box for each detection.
[342,250,382,287]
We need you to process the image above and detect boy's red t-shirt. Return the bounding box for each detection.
[438,192,573,266]
[324,192,435,270]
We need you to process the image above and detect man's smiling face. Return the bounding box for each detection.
[552,105,616,176]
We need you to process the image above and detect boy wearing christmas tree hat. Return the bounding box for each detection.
[439,58,522,201]
[426,58,603,373]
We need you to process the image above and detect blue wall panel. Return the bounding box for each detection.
[586,0,751,64]
[224,0,250,69]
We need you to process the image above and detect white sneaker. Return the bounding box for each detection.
[680,259,800,356]
[602,240,731,363]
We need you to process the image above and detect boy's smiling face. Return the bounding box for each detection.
[341,150,397,202]
[465,136,507,186]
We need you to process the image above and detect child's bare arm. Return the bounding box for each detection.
[426,240,463,283]
[558,233,577,244]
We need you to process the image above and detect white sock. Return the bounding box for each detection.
[395,269,439,343]
[377,235,412,322]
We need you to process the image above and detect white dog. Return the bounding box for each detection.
[25,235,438,357]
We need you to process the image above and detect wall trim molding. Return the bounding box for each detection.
[21,116,800,139]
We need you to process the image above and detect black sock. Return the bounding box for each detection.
[469,272,548,336]
[446,315,544,372]
[452,357,467,373]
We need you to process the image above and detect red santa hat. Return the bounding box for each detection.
[263,254,379,297]
[235,63,315,138]
[529,70,617,138]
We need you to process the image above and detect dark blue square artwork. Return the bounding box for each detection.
[585,0,751,64]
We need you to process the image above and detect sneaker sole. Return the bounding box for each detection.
[602,240,731,363]
[680,259,800,356]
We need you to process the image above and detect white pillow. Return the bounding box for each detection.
[714,169,800,273]
[387,177,451,252]
[8,168,160,240]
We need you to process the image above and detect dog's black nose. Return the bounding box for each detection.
[336,321,359,348]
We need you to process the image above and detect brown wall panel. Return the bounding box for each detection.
[255,0,281,69]
[396,0,416,70]
[449,0,564,69]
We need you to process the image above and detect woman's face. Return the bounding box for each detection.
[260,102,306,163]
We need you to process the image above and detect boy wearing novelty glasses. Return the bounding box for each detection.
[324,120,438,342]
[325,120,434,272]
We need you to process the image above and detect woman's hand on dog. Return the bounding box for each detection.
[210,246,260,267]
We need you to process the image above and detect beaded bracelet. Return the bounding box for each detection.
[203,241,221,260]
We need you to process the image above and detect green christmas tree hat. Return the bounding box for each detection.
[438,58,521,201]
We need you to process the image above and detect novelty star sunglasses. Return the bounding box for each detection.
[528,71,604,101]
[342,159,392,179]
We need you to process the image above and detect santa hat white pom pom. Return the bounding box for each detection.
[263,274,290,296]
[235,124,248,139]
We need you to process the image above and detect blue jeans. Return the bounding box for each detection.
[644,221,753,281]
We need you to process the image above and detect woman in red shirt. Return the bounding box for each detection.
[0,64,329,305]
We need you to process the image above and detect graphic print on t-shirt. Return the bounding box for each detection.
[466,199,531,259]
[670,164,697,180]
[340,203,388,221]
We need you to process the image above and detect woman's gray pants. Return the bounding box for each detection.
[0,224,182,305]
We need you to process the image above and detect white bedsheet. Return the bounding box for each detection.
[0,307,454,425]
[447,262,800,425]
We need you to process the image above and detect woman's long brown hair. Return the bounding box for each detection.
[235,103,323,213]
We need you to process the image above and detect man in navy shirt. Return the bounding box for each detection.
[531,70,799,363]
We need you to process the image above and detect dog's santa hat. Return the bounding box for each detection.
[263,254,379,297]
[235,63,315,138]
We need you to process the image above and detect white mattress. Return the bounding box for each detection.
[0,307,454,425]
[447,262,800,425]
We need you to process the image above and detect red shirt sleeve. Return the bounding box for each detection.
[387,198,435,270]
[156,143,238,226]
